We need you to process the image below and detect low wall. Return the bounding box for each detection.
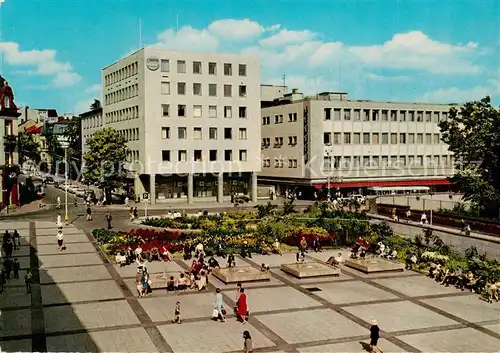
[377,193,470,211]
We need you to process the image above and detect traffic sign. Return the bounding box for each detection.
[143,192,149,200]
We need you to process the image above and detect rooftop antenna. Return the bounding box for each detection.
[282,75,286,91]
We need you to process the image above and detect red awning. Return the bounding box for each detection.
[313,179,450,189]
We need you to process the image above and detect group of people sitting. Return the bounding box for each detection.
[350,237,371,259]
[428,264,483,291]
[259,239,282,255]
[115,244,174,267]
[376,242,398,260]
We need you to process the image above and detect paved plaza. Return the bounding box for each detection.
[0,221,499,352]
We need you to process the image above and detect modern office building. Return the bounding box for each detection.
[80,107,103,157]
[91,48,261,204]
[259,88,458,198]
[0,77,21,207]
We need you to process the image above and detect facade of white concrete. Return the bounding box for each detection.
[99,48,261,203]
[80,108,104,158]
[260,89,457,197]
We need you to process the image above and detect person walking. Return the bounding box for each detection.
[12,258,20,279]
[56,230,64,251]
[133,207,138,219]
[105,212,113,230]
[13,230,20,251]
[237,288,248,324]
[369,319,381,353]
[56,213,63,229]
[242,331,253,353]
[24,270,32,294]
[86,205,92,221]
[56,196,61,209]
[0,269,5,293]
[214,288,226,322]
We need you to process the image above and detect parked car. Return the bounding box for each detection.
[350,194,366,204]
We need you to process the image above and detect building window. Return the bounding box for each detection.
[433,112,440,123]
[400,111,406,121]
[344,109,351,120]
[162,150,170,161]
[441,112,448,121]
[363,133,370,144]
[224,63,232,76]
[194,150,202,161]
[323,132,331,145]
[381,156,389,167]
[178,127,187,139]
[333,132,341,144]
[353,133,361,144]
[178,150,187,162]
[416,155,423,166]
[390,133,397,144]
[372,110,379,121]
[209,150,217,161]
[193,61,202,74]
[161,59,169,72]
[224,150,232,161]
[363,109,370,121]
[161,127,170,139]
[323,156,332,170]
[209,127,217,140]
[333,109,341,120]
[425,111,432,122]
[417,133,423,144]
[372,133,379,144]
[193,127,202,140]
[204,106,215,119]
[161,81,170,95]
[177,105,186,117]
[239,150,247,161]
[238,64,247,76]
[274,137,283,146]
[324,108,331,120]
[161,104,170,117]
[239,85,247,97]
[400,133,406,144]
[177,82,186,95]
[417,111,423,122]
[344,133,351,144]
[434,133,440,144]
[224,85,232,97]
[381,110,388,121]
[224,106,232,118]
[224,128,232,139]
[381,133,389,144]
[274,115,283,123]
[288,136,297,145]
[209,84,217,96]
[177,60,186,73]
[239,107,247,118]
[353,109,361,121]
[409,111,415,121]
[193,83,202,95]
[239,128,247,140]
[390,110,397,121]
[408,133,415,143]
[372,156,379,167]
[208,62,217,75]
[425,133,432,144]
[187,105,200,119]
[363,156,371,167]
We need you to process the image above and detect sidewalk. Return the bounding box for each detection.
[0,200,51,218]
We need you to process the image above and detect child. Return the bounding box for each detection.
[171,301,181,323]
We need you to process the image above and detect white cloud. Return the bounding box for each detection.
[208,19,263,40]
[267,74,332,95]
[155,26,218,52]
[266,24,281,32]
[259,29,316,47]
[0,41,81,87]
[84,84,101,94]
[421,86,492,103]
[74,84,102,114]
[365,73,411,82]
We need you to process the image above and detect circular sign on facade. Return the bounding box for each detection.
[146,57,160,71]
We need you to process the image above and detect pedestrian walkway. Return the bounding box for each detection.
[1,221,499,352]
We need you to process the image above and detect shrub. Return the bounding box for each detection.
[285,226,333,247]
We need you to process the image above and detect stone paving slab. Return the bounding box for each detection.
[141,292,231,322]
[249,253,300,267]
[398,327,500,352]
[276,268,353,285]
[421,294,500,323]
[256,308,367,344]
[36,227,85,236]
[42,280,124,305]
[344,301,457,332]
[297,339,407,352]
[46,327,158,353]
[157,319,276,352]
[0,338,32,352]
[244,287,321,312]
[0,308,31,337]
[10,245,30,257]
[14,256,30,270]
[3,270,28,288]
[209,271,285,289]
[0,221,30,229]
[341,265,414,279]
[374,275,459,297]
[37,242,96,255]
[44,300,140,333]
[114,260,183,278]
[38,253,102,268]
[313,280,398,305]
[36,234,89,244]
[40,265,111,284]
[483,323,500,334]
[0,285,31,308]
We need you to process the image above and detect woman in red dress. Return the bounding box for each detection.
[237,288,248,324]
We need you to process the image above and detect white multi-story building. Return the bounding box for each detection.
[260,88,458,198]
[85,48,261,204]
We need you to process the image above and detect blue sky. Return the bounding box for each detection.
[0,0,498,114]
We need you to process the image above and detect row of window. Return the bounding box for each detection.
[262,159,299,168]
[118,128,140,142]
[262,136,297,147]
[161,127,248,140]
[324,108,449,122]
[158,59,247,77]
[322,132,443,145]
[160,81,247,98]
[104,106,140,124]
[161,104,247,119]
[104,84,139,105]
[160,149,248,162]
[82,114,103,130]
[127,150,140,162]
[104,62,139,87]
[262,113,298,125]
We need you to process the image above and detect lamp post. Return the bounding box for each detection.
[57,137,70,224]
[429,191,434,225]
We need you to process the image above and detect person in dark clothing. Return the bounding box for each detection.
[25,270,33,293]
[13,230,20,250]
[369,319,380,353]
[0,270,5,293]
[3,259,12,280]
[105,212,113,229]
[12,258,20,279]
[133,207,138,219]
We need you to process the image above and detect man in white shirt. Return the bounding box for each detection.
[56,230,64,251]
[56,196,61,209]
[56,213,63,228]
[421,213,427,224]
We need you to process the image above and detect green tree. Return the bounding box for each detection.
[439,96,500,218]
[83,128,129,200]
[90,99,101,110]
[17,132,41,164]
